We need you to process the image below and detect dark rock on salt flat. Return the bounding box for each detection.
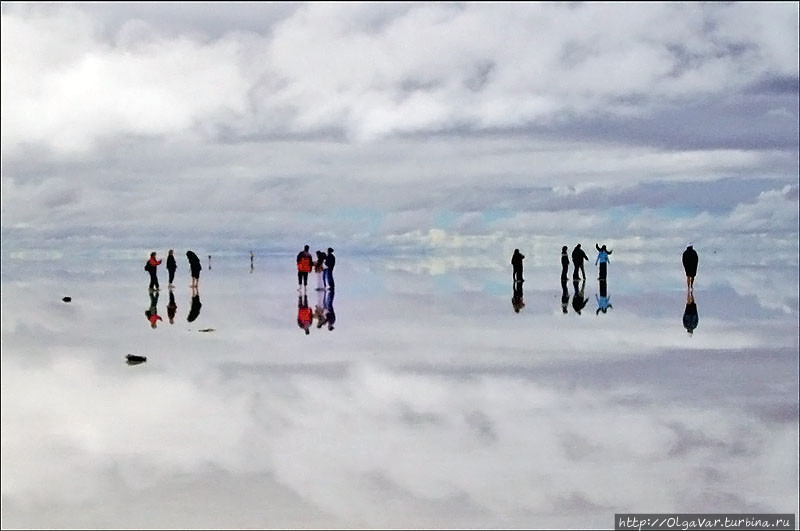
[126,354,147,365]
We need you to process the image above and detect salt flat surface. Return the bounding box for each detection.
[1,253,797,529]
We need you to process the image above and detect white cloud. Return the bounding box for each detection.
[2,3,798,153]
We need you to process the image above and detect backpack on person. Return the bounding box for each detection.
[144,261,153,272]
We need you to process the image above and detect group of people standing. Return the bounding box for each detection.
[512,243,701,333]
[560,243,613,281]
[296,245,335,292]
[297,289,336,335]
[144,286,202,329]
[145,249,202,291]
[513,243,699,286]
[512,243,615,284]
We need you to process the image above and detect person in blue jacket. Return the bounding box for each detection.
[596,280,613,315]
[595,243,612,281]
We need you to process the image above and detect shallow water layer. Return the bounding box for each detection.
[1,254,798,529]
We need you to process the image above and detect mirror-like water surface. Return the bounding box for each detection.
[1,254,797,529]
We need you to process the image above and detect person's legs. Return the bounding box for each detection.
[150,271,159,290]
[169,269,175,285]
[327,271,334,290]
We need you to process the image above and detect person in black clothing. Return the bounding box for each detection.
[166,249,177,288]
[186,250,202,288]
[166,289,177,324]
[571,278,589,315]
[560,246,569,280]
[571,244,589,280]
[682,245,698,290]
[325,248,335,290]
[561,278,569,314]
[683,290,698,335]
[511,249,525,282]
[324,288,336,331]
[512,280,525,313]
[187,287,202,322]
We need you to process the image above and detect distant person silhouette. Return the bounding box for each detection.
[595,279,613,315]
[145,289,162,329]
[325,248,336,290]
[571,244,589,280]
[511,249,525,282]
[297,294,312,335]
[250,250,255,273]
[145,251,162,291]
[595,243,612,281]
[561,278,569,314]
[560,246,570,280]
[324,288,336,331]
[297,245,313,291]
[208,255,212,270]
[571,278,589,315]
[512,280,525,313]
[683,290,699,335]
[682,245,698,290]
[187,287,202,323]
[166,289,177,324]
[166,249,177,288]
[186,250,202,288]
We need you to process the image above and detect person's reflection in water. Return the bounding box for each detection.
[683,290,699,335]
[512,280,525,313]
[324,289,336,331]
[561,278,569,314]
[187,287,202,323]
[595,280,613,315]
[314,287,327,329]
[166,288,177,324]
[571,278,589,315]
[297,294,312,335]
[145,290,162,329]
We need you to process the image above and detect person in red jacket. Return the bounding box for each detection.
[297,294,312,335]
[296,244,313,291]
[146,251,162,291]
[145,290,162,329]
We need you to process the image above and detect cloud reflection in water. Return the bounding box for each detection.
[1,255,797,528]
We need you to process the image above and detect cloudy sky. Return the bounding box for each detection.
[1,2,798,264]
